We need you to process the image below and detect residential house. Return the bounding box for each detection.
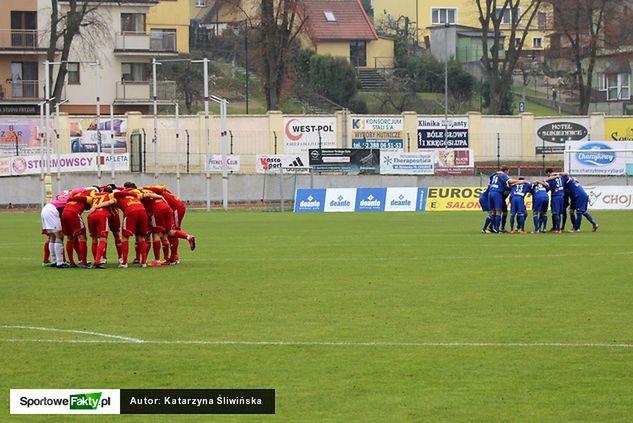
[546,1,633,113]
[147,0,191,54]
[191,0,394,69]
[0,0,179,115]
[299,0,394,69]
[374,0,553,58]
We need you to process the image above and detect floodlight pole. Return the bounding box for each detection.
[202,58,211,211]
[55,99,69,192]
[44,61,52,202]
[152,58,159,181]
[110,104,115,183]
[38,100,46,208]
[175,102,181,197]
[444,22,449,148]
[95,61,101,183]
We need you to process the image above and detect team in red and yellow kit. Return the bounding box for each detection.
[44,182,196,269]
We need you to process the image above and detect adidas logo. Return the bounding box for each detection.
[288,157,304,167]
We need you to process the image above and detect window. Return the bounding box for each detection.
[514,38,522,48]
[598,73,607,91]
[324,11,336,22]
[537,11,547,30]
[432,8,456,25]
[195,0,206,7]
[121,13,145,32]
[606,73,631,101]
[10,11,37,47]
[121,63,149,82]
[11,61,38,97]
[67,62,80,84]
[150,29,176,51]
[532,37,543,48]
[495,7,519,24]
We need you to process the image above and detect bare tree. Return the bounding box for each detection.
[476,0,543,114]
[259,0,306,110]
[45,0,108,104]
[547,0,621,114]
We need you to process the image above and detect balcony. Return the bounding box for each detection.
[115,80,177,101]
[0,29,47,53]
[115,31,177,55]
[0,79,67,101]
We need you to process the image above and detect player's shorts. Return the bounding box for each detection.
[88,211,110,238]
[108,210,121,234]
[172,205,186,229]
[550,195,565,214]
[487,191,505,211]
[510,196,526,215]
[532,196,549,214]
[122,209,150,237]
[149,206,174,234]
[41,203,62,232]
[479,194,490,212]
[61,210,86,237]
[573,193,589,213]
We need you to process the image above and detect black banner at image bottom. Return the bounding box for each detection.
[120,389,275,414]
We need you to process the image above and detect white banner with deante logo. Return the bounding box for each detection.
[11,389,121,414]
[283,116,337,154]
[564,141,633,175]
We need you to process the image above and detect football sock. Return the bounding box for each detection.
[169,237,179,261]
[552,214,560,231]
[44,240,50,263]
[561,211,568,230]
[121,240,129,264]
[78,240,88,264]
[139,240,148,264]
[518,214,525,231]
[533,215,539,231]
[509,213,516,231]
[162,239,170,259]
[91,241,98,261]
[96,240,107,264]
[115,240,123,260]
[583,212,597,227]
[152,240,161,261]
[500,213,507,230]
[482,216,491,231]
[173,230,190,239]
[54,240,64,266]
[66,240,76,265]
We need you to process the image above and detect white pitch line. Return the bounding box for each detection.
[0,325,144,343]
[1,337,633,349]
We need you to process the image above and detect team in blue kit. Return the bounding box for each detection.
[480,167,598,234]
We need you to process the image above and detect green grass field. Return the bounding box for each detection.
[2,210,632,421]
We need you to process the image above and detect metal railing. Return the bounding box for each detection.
[116,31,177,52]
[115,80,176,100]
[0,29,42,49]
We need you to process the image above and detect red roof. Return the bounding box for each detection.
[301,0,378,42]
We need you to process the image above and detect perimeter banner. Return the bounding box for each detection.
[417,116,469,149]
[7,153,130,176]
[564,141,631,175]
[535,118,590,154]
[309,149,380,174]
[283,116,336,154]
[350,116,404,150]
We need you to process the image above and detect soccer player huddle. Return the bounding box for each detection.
[40,182,196,268]
[479,166,599,234]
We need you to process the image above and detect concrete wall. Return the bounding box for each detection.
[2,110,629,170]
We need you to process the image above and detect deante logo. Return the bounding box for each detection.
[70,392,102,410]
